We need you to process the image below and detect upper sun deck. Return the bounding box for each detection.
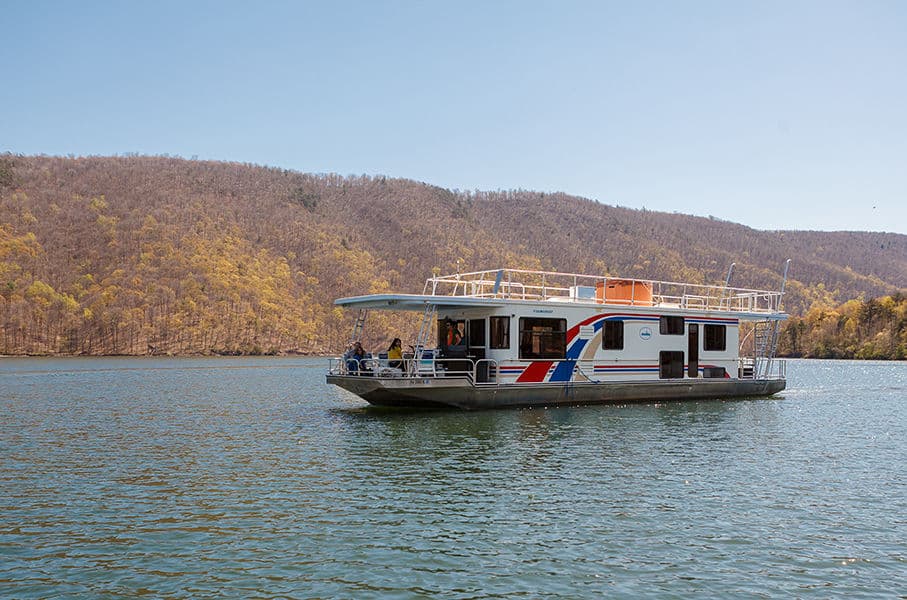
[419,268,787,316]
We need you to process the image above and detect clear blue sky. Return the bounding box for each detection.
[3,1,906,233]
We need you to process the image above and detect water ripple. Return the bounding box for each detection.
[1,357,905,598]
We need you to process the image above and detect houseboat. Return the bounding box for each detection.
[326,264,790,410]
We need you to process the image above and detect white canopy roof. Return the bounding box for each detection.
[333,293,787,320]
[334,294,507,311]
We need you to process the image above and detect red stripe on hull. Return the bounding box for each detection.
[516,361,554,383]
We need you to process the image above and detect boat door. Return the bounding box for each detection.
[468,318,489,382]
[688,323,699,378]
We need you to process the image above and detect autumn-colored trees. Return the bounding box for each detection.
[779,294,907,359]
[1,154,905,356]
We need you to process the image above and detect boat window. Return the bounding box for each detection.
[519,317,567,360]
[659,315,684,335]
[468,319,486,347]
[659,351,684,379]
[490,316,510,349]
[703,366,726,378]
[602,320,624,350]
[704,324,726,351]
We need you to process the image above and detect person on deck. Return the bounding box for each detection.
[446,320,463,347]
[387,338,403,370]
[344,341,368,373]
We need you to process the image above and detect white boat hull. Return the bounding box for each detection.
[326,374,786,410]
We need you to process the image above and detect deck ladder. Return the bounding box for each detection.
[410,302,437,375]
[753,320,782,379]
[349,309,368,345]
[755,259,791,377]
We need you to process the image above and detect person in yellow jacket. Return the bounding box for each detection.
[387,338,403,370]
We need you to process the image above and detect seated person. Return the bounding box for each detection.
[387,338,403,370]
[344,341,368,373]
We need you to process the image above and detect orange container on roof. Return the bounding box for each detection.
[595,278,654,306]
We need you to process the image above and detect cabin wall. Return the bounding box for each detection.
[437,304,742,384]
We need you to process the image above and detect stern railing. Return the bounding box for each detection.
[737,357,786,381]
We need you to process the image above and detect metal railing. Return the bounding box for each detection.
[328,356,500,383]
[421,268,784,314]
[737,357,786,380]
[330,356,787,383]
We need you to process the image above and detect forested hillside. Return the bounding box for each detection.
[1,154,905,356]
[779,295,907,359]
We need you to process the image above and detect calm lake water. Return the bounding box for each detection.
[1,357,905,598]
